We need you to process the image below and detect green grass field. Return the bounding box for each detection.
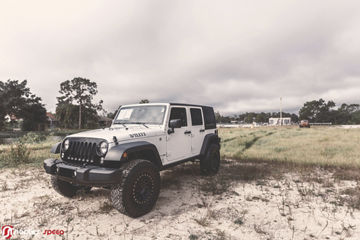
[0,127,359,169]
[219,126,360,168]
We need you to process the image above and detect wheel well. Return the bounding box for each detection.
[200,134,220,157]
[208,138,220,147]
[127,150,162,169]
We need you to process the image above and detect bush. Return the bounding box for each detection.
[20,132,46,143]
[8,140,31,166]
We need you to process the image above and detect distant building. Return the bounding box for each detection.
[46,112,58,129]
[269,117,291,126]
[5,114,22,122]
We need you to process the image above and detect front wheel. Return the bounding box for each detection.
[200,144,220,175]
[111,160,160,218]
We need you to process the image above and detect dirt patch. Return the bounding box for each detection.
[1,160,360,239]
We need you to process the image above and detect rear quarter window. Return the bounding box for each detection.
[202,106,216,129]
[190,108,203,126]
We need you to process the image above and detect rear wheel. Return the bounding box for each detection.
[200,144,220,175]
[111,160,160,218]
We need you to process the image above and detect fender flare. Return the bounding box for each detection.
[104,141,163,168]
[51,142,61,154]
[200,133,220,158]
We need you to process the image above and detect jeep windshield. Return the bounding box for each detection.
[113,105,166,125]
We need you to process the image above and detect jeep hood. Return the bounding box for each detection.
[68,126,164,143]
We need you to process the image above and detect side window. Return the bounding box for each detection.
[169,107,187,127]
[190,108,203,126]
[202,106,216,129]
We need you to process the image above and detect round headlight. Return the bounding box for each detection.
[99,141,108,156]
[63,139,70,151]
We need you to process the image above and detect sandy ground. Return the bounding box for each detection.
[0,160,359,240]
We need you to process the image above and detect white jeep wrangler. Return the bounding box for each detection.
[44,103,220,217]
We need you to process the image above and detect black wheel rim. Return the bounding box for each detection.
[132,173,154,205]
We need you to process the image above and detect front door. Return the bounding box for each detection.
[166,107,192,163]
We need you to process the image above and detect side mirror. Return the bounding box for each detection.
[168,119,182,134]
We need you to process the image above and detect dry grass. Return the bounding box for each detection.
[0,138,58,168]
[340,186,360,210]
[219,126,360,168]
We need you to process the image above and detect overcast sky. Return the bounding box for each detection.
[1,0,360,115]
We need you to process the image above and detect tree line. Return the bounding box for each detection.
[216,98,360,125]
[215,112,299,124]
[299,99,360,124]
[0,77,153,131]
[0,78,105,131]
[1,78,359,130]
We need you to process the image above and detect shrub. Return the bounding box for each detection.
[20,132,46,144]
[8,140,31,165]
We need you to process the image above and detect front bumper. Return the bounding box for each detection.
[44,158,122,186]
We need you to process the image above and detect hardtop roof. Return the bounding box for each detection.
[120,103,213,109]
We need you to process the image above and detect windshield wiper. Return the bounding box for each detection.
[113,122,128,129]
[129,122,149,128]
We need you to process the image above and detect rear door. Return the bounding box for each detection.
[166,106,192,163]
[190,107,205,155]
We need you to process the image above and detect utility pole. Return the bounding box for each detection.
[280,97,283,126]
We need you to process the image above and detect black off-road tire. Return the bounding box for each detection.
[110,160,161,218]
[51,176,78,198]
[78,186,92,193]
[200,144,220,175]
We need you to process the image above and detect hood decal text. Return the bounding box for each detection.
[129,132,146,138]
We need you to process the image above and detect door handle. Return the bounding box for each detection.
[200,129,205,132]
[184,130,191,134]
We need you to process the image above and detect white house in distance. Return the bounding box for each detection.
[269,117,291,126]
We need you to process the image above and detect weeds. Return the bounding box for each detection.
[194,217,210,227]
[234,209,248,225]
[1,181,8,191]
[20,132,47,144]
[254,224,268,235]
[340,187,360,209]
[189,234,199,240]
[214,230,226,240]
[38,216,49,227]
[99,201,114,213]
[8,140,30,165]
[0,138,58,168]
[200,175,230,195]
[234,218,244,225]
[194,206,217,227]
[333,169,360,181]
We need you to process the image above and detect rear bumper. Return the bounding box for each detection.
[44,158,122,186]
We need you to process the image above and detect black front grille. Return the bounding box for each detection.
[62,138,104,165]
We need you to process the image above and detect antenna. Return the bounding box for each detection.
[280,97,282,126]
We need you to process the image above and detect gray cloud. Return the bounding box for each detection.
[1,0,360,115]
